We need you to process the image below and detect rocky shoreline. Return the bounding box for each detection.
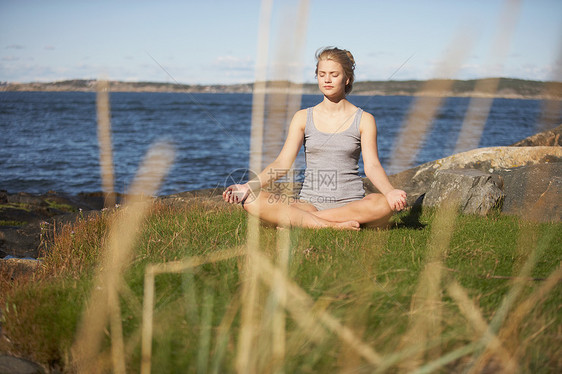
[0,125,560,262]
[3,78,561,100]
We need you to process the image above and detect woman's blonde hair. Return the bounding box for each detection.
[315,47,356,94]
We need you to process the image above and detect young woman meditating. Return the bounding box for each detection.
[223,47,407,230]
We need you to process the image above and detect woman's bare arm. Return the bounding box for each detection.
[223,109,306,203]
[360,112,407,211]
[252,109,306,188]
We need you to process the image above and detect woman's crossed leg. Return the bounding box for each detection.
[242,190,393,230]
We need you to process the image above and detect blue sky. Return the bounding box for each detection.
[1,0,561,84]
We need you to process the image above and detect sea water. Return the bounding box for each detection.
[0,91,558,196]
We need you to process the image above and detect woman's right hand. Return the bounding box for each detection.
[223,183,251,204]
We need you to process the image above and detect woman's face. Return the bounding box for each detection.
[317,59,349,97]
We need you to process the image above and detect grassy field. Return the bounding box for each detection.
[0,199,560,373]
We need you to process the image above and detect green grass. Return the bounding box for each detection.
[0,199,77,215]
[44,198,78,213]
[0,201,560,372]
[0,202,33,212]
[0,220,27,227]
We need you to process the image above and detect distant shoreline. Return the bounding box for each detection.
[1,78,561,100]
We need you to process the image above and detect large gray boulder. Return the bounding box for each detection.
[495,163,562,222]
[378,145,562,203]
[423,169,505,215]
[364,145,561,221]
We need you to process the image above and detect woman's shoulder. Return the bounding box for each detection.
[359,109,374,120]
[292,108,309,122]
[358,109,376,132]
[288,109,308,131]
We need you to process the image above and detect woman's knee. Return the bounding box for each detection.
[241,191,262,214]
[360,194,392,228]
[365,193,391,212]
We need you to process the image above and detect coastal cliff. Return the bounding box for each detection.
[2,78,561,100]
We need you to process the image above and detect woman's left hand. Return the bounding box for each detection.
[385,189,407,211]
[223,183,251,204]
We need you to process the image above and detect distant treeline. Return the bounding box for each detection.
[1,78,561,99]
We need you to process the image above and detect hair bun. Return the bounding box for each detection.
[345,50,356,69]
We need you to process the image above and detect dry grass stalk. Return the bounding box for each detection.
[197,288,215,373]
[416,227,556,373]
[499,264,562,360]
[140,266,155,374]
[210,298,241,374]
[260,0,308,169]
[467,228,555,373]
[237,217,261,374]
[398,199,457,371]
[235,0,274,370]
[96,80,115,208]
[253,248,382,367]
[149,246,246,276]
[270,228,290,372]
[447,280,515,371]
[389,30,474,172]
[237,0,312,370]
[140,247,245,373]
[72,142,174,373]
[465,98,560,369]
[264,0,310,364]
[108,286,126,374]
[454,0,521,153]
[537,45,562,126]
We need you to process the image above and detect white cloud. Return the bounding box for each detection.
[213,55,254,71]
[5,44,25,50]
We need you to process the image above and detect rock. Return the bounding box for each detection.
[423,169,505,215]
[531,176,562,222]
[511,124,562,146]
[382,146,562,208]
[0,223,42,259]
[0,191,116,259]
[6,193,47,207]
[494,163,562,222]
[0,355,45,374]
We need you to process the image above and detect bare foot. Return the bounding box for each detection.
[330,220,361,231]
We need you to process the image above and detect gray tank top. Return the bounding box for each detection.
[299,107,365,209]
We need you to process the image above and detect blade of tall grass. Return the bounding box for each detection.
[398,200,457,370]
[271,228,291,373]
[108,285,126,374]
[210,297,240,374]
[389,30,474,172]
[447,280,515,371]
[467,227,556,373]
[140,246,245,373]
[414,226,556,373]
[197,287,214,374]
[253,247,382,367]
[72,142,174,373]
[454,0,521,153]
[96,80,115,208]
